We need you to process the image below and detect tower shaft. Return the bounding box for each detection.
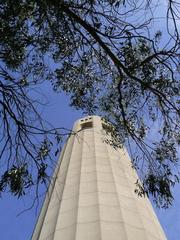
[32,116,166,240]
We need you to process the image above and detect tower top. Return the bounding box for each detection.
[73,115,108,132]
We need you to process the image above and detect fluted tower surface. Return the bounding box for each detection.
[32,116,167,240]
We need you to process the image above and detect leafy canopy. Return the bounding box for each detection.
[0,0,179,208]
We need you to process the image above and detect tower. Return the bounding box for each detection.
[32,116,167,240]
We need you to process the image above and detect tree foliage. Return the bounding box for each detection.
[0,0,179,207]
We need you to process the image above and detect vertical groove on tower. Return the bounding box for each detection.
[121,148,152,239]
[75,126,101,240]
[52,133,77,239]
[31,139,69,240]
[53,130,83,239]
[74,129,86,239]
[31,145,61,239]
[40,134,76,239]
[105,139,129,240]
[120,148,156,239]
[110,145,148,239]
[93,125,102,240]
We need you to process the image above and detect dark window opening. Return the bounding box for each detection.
[81,121,93,130]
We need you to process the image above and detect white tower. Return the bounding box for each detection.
[32,116,167,240]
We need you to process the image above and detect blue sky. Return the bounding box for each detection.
[0,84,179,240]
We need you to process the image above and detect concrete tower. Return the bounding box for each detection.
[32,116,167,240]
